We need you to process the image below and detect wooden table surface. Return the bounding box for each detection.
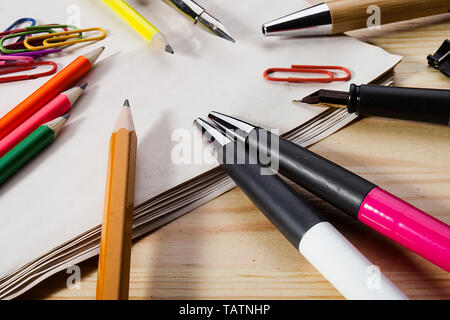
[22,15,450,300]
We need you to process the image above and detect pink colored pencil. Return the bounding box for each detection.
[0,83,87,158]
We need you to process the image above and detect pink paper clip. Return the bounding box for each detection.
[0,55,33,65]
[0,56,57,83]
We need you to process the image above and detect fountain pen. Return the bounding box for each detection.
[194,117,406,300]
[298,84,450,126]
[166,0,234,42]
[208,111,450,272]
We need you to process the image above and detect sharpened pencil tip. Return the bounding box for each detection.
[84,46,105,65]
[80,83,88,90]
[62,113,70,120]
[153,32,174,55]
[124,99,130,107]
[165,44,174,54]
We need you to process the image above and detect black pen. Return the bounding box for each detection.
[296,84,450,126]
[194,117,406,300]
[208,112,450,272]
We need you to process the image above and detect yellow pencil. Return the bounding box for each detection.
[101,0,174,54]
[96,99,137,300]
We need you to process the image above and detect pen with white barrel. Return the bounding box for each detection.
[194,117,407,300]
[208,111,450,272]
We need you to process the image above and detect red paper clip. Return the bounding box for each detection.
[0,57,57,83]
[263,65,351,83]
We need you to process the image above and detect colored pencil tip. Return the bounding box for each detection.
[165,44,174,54]
[62,113,70,120]
[85,46,105,65]
[124,99,130,107]
[80,83,88,90]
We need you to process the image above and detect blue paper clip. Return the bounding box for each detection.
[4,18,36,32]
[3,18,37,43]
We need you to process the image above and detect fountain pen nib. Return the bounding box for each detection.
[298,89,350,106]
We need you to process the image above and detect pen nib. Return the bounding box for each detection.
[197,12,235,43]
[213,26,235,43]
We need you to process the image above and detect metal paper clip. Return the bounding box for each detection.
[263,65,351,83]
[3,18,36,32]
[3,17,37,42]
[23,27,106,51]
[0,25,78,54]
[0,29,59,54]
[0,55,33,65]
[0,56,57,83]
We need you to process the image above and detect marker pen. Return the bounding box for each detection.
[194,117,407,300]
[208,111,450,272]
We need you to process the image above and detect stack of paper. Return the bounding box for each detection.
[0,0,401,299]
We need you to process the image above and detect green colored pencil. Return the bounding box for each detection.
[0,114,69,185]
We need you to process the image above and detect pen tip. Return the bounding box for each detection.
[300,94,321,104]
[80,83,88,90]
[214,27,235,43]
[165,44,174,54]
[124,99,130,107]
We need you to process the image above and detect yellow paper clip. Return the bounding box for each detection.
[23,27,107,51]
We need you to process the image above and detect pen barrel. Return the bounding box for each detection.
[220,145,324,247]
[358,187,450,272]
[167,0,204,20]
[328,0,450,34]
[348,84,450,126]
[248,128,376,218]
[299,221,407,300]
[220,146,406,299]
[0,126,54,185]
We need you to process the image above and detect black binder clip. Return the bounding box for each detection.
[427,39,450,77]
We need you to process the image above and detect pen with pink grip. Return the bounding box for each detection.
[209,111,450,272]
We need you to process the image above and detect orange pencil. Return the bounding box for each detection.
[0,47,104,140]
[97,100,137,300]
